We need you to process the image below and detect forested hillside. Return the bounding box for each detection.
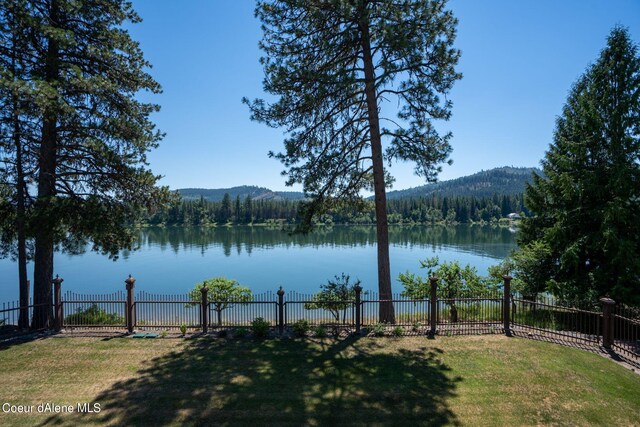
[385,166,540,199]
[149,167,537,226]
[179,167,540,203]
[178,186,305,202]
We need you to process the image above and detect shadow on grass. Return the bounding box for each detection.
[43,336,461,425]
[0,329,59,351]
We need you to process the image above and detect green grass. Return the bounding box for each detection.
[0,335,638,426]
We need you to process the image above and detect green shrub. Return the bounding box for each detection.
[160,330,168,338]
[392,326,403,337]
[234,327,248,338]
[180,323,187,335]
[371,322,385,337]
[411,322,421,333]
[64,304,124,325]
[313,324,327,338]
[292,319,310,337]
[251,317,270,338]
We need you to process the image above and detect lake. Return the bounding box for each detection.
[0,225,518,302]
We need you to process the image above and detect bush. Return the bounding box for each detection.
[64,304,124,325]
[251,317,270,338]
[291,319,310,337]
[371,322,385,337]
[392,326,403,337]
[411,322,421,333]
[313,324,327,338]
[180,323,187,335]
[234,327,248,338]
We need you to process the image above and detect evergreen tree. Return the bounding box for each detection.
[244,195,253,223]
[5,0,167,328]
[245,0,461,322]
[0,1,36,328]
[234,195,242,223]
[519,27,640,306]
[218,193,232,223]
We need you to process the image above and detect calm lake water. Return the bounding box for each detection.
[0,225,518,302]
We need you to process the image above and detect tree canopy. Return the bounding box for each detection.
[245,0,461,322]
[189,277,253,326]
[0,0,168,328]
[518,27,640,306]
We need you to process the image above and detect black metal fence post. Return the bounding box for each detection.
[53,275,63,331]
[19,280,30,330]
[429,277,438,338]
[503,275,512,336]
[277,286,285,335]
[201,286,209,333]
[600,297,615,349]
[354,284,362,334]
[125,275,136,333]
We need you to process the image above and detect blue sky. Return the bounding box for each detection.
[128,0,640,192]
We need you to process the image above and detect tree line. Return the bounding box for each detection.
[143,193,527,226]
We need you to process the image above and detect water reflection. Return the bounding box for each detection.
[137,225,517,260]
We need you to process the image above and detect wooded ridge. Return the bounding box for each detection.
[176,166,540,202]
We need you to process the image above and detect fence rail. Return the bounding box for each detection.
[2,275,638,364]
[612,305,640,360]
[511,296,602,345]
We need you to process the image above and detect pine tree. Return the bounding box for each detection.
[0,1,38,328]
[5,0,167,328]
[244,196,253,224]
[218,193,232,224]
[245,0,461,322]
[519,27,640,306]
[234,195,242,223]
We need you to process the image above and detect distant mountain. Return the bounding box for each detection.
[177,167,541,203]
[384,166,541,199]
[177,186,305,202]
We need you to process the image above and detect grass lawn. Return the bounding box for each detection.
[0,335,638,426]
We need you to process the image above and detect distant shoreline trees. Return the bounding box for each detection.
[143,192,528,226]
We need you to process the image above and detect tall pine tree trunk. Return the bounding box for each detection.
[360,15,395,324]
[32,0,59,329]
[14,103,29,330]
[10,28,30,330]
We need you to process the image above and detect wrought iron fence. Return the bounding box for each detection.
[62,291,127,328]
[208,292,278,329]
[511,295,601,345]
[2,275,638,365]
[612,304,640,360]
[0,299,50,333]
